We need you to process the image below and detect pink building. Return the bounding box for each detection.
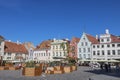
[69,37,80,59]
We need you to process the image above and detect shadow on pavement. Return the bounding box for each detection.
[84,68,120,78]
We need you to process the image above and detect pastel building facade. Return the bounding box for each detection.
[51,39,69,61]
[3,41,28,63]
[33,40,52,63]
[77,33,98,63]
[92,29,120,62]
[69,37,80,59]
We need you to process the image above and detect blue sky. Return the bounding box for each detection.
[0,0,120,46]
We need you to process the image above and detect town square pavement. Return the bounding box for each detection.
[0,66,120,80]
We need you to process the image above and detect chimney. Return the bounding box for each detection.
[8,40,11,42]
[106,29,109,34]
[17,40,19,44]
[96,35,98,39]
[53,38,56,41]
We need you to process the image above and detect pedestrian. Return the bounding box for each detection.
[100,63,103,70]
[104,63,108,72]
[108,63,111,72]
[115,63,119,73]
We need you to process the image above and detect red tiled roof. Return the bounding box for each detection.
[4,41,28,54]
[35,40,52,50]
[71,37,80,43]
[86,34,99,44]
[111,35,120,43]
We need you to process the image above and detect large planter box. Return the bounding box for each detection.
[54,70,64,74]
[54,66,63,71]
[45,70,54,74]
[0,66,9,70]
[22,67,42,76]
[5,63,13,67]
[47,67,54,71]
[71,66,77,71]
[63,66,72,73]
[9,67,20,70]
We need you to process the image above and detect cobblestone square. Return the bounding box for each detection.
[0,66,120,80]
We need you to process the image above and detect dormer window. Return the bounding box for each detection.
[83,37,85,40]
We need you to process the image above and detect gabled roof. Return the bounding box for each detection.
[35,40,52,50]
[4,41,28,54]
[86,34,99,44]
[71,37,80,43]
[111,35,120,43]
[23,42,35,50]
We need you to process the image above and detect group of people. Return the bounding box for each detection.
[100,63,111,72]
[89,62,120,73]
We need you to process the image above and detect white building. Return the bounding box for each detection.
[0,35,5,64]
[3,41,28,63]
[92,29,120,62]
[33,40,52,63]
[51,38,69,61]
[77,32,99,63]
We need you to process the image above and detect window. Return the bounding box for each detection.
[83,54,86,58]
[117,44,120,47]
[56,52,58,56]
[53,52,55,56]
[64,52,66,56]
[102,50,104,55]
[93,45,95,48]
[85,42,87,46]
[79,48,81,53]
[56,45,58,49]
[107,50,110,55]
[88,54,90,58]
[44,53,45,56]
[112,50,115,55]
[101,45,104,48]
[101,39,104,42]
[8,53,11,56]
[107,44,110,47]
[72,46,75,51]
[4,52,6,55]
[7,57,11,59]
[83,37,85,40]
[112,44,115,47]
[97,51,100,55]
[88,48,90,52]
[107,38,110,41]
[118,50,120,55]
[79,54,81,58]
[81,42,84,46]
[93,51,96,55]
[60,52,62,56]
[97,45,99,48]
[83,48,86,52]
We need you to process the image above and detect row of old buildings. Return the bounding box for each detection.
[0,29,120,64]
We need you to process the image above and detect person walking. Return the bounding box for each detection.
[104,63,108,72]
